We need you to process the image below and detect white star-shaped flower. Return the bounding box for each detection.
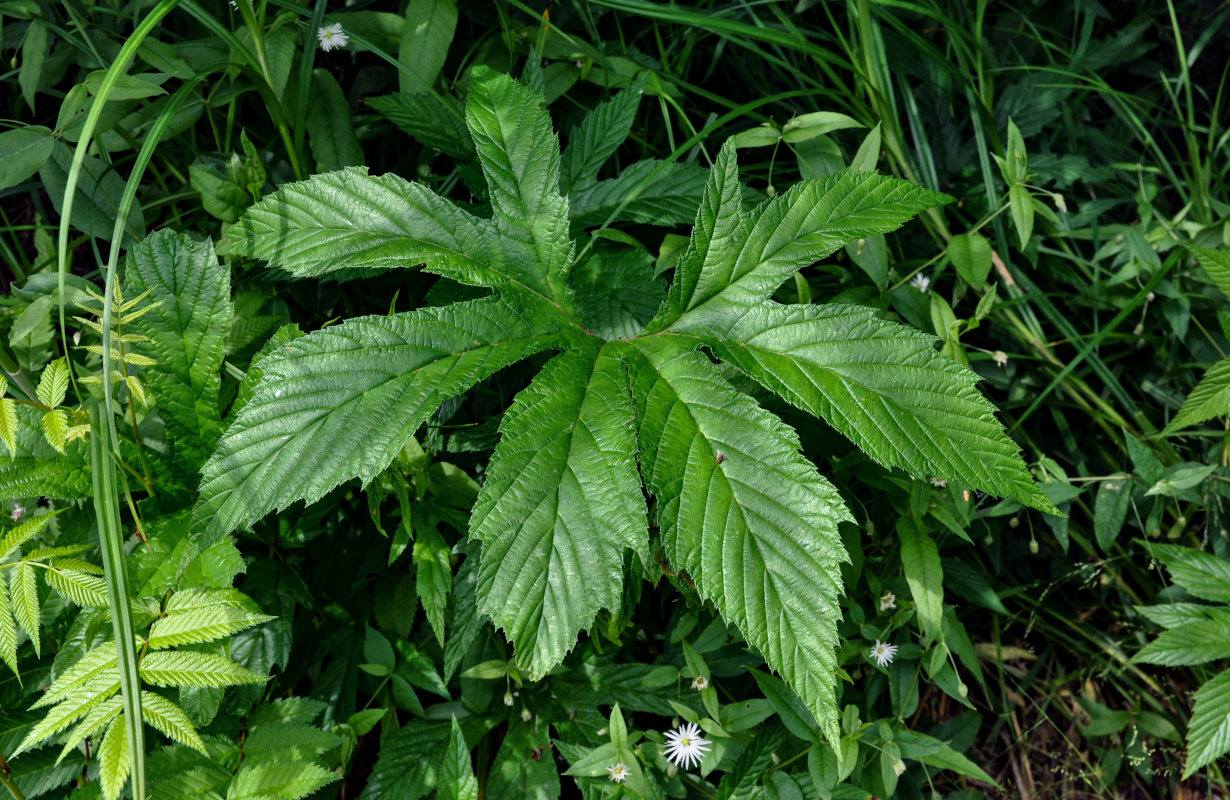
[910,273,930,293]
[317,22,349,52]
[879,591,896,611]
[691,675,709,691]
[663,721,711,769]
[992,350,1009,367]
[607,762,629,783]
[869,639,898,668]
[930,477,947,488]
[10,505,24,521]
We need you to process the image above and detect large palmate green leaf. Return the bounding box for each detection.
[629,336,849,743]
[471,345,648,677]
[687,303,1057,510]
[199,66,1053,746]
[123,230,232,475]
[194,296,571,544]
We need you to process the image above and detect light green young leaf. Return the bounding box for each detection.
[138,651,266,688]
[472,346,648,677]
[16,677,120,756]
[58,695,123,763]
[44,567,108,607]
[146,604,274,649]
[0,508,60,561]
[629,337,849,746]
[1165,358,1230,433]
[0,397,16,457]
[688,303,1059,513]
[193,297,571,544]
[398,0,456,95]
[465,67,574,311]
[438,718,478,800]
[140,690,207,753]
[34,643,119,709]
[36,357,69,409]
[123,230,232,474]
[560,83,643,193]
[1184,668,1230,777]
[11,563,40,656]
[0,579,18,676]
[229,759,340,800]
[98,715,131,800]
[40,409,69,454]
[243,723,341,760]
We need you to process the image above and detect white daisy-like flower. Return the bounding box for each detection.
[11,505,24,521]
[910,273,930,292]
[662,722,711,769]
[607,762,629,783]
[317,22,349,52]
[691,675,709,691]
[992,350,1008,367]
[930,477,947,488]
[879,591,896,612]
[869,640,898,668]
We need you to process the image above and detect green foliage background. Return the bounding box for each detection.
[0,1,1227,799]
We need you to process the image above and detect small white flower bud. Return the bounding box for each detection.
[1029,538,1039,554]
[503,692,514,706]
[893,759,906,776]
[958,682,968,697]
[521,707,533,722]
